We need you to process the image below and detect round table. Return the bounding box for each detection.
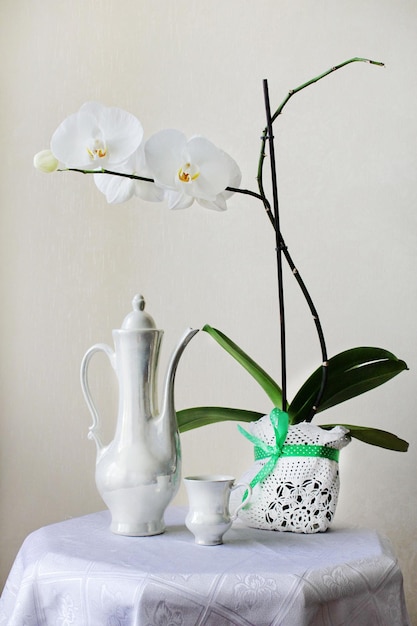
[0,508,410,625]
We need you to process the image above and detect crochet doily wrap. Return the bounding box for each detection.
[233,411,350,534]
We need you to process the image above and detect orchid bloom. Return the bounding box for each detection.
[145,129,241,210]
[50,102,143,170]
[93,146,165,204]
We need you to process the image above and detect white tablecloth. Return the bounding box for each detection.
[0,508,410,626]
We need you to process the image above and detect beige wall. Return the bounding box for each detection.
[1,0,416,620]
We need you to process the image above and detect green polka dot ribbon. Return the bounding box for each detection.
[237,407,339,491]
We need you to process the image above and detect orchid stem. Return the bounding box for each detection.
[256,57,383,420]
[263,78,287,411]
[271,57,384,124]
[64,168,154,183]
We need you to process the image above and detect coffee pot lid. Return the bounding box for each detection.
[121,295,157,330]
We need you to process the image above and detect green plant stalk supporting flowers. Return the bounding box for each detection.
[34,57,409,451]
[176,58,409,452]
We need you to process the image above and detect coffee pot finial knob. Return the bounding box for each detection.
[121,294,157,330]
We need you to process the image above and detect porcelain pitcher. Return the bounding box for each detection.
[80,295,198,536]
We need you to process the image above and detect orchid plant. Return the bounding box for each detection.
[34,57,408,452]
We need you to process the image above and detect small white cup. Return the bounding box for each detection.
[184,474,252,546]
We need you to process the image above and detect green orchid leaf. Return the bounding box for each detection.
[321,423,409,452]
[202,324,284,408]
[177,406,263,433]
[289,347,408,424]
[177,409,409,452]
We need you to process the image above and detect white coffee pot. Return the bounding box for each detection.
[81,295,198,536]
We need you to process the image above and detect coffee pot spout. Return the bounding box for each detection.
[156,327,199,452]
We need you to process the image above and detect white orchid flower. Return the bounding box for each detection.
[50,102,143,170]
[93,146,165,204]
[145,129,241,210]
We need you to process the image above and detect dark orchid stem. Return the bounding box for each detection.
[263,79,287,411]
[257,127,329,419]
[256,57,384,420]
[279,238,328,418]
[66,168,274,211]
[66,168,272,214]
[65,168,155,183]
[248,185,328,419]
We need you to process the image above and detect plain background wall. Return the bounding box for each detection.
[1,0,416,621]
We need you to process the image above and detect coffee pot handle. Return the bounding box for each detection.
[80,343,116,453]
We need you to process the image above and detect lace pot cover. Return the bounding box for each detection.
[234,416,350,534]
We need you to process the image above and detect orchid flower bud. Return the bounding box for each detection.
[33,149,59,173]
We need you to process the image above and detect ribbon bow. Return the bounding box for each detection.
[237,407,289,491]
[238,408,340,493]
